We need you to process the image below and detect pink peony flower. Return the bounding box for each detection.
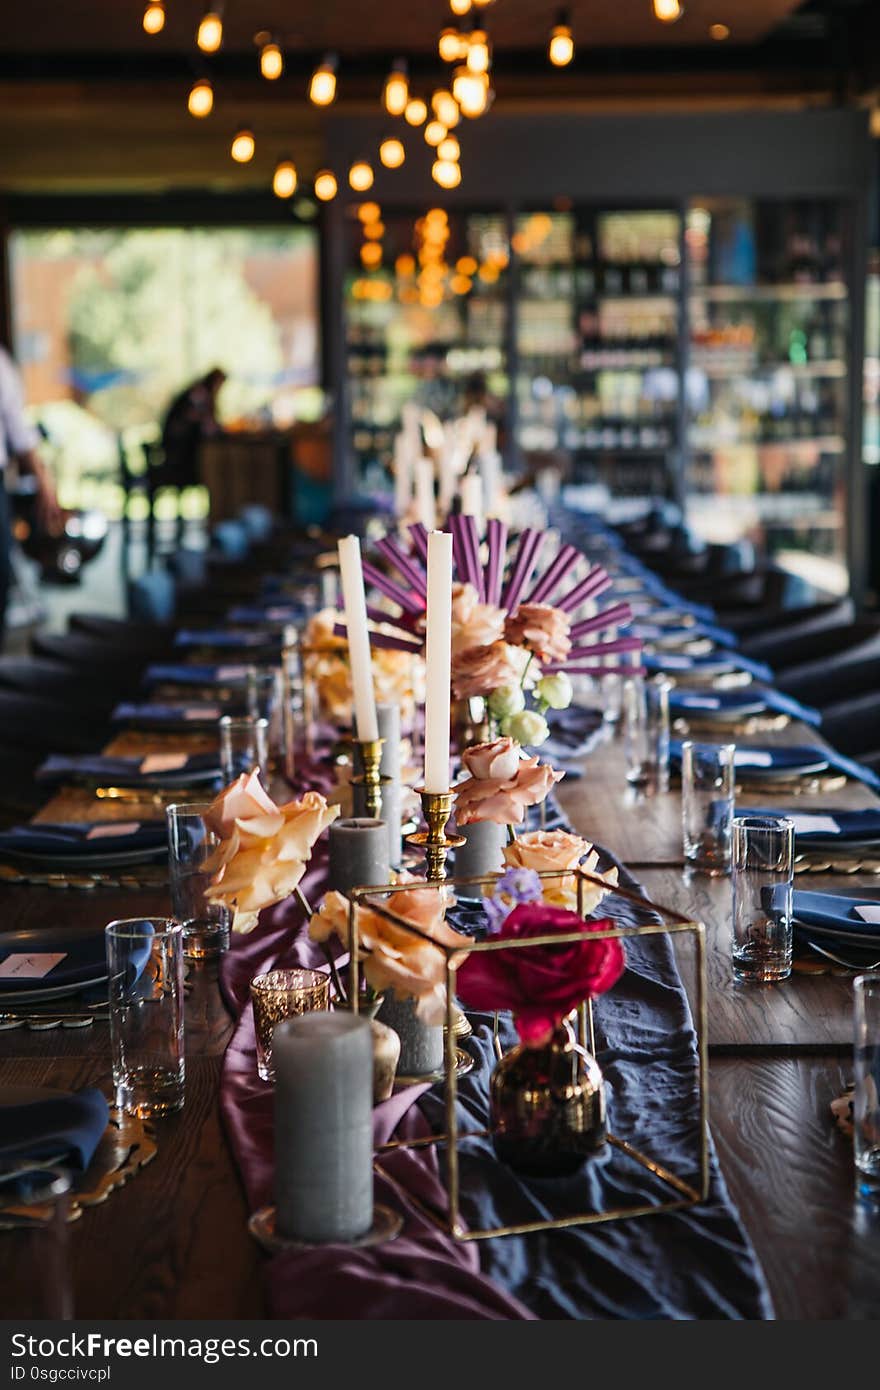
[454,754,564,826]
[451,640,522,701]
[504,604,572,665]
[451,583,506,656]
[461,736,520,782]
[456,901,625,1046]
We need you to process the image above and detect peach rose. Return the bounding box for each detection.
[205,780,339,933]
[308,889,350,945]
[454,755,564,826]
[451,583,506,655]
[462,736,520,782]
[451,640,522,700]
[305,608,348,654]
[358,886,472,1025]
[504,604,572,664]
[503,829,619,910]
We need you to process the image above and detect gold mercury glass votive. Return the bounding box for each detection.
[250,968,331,1081]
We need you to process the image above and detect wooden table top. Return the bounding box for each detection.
[3,707,880,1319]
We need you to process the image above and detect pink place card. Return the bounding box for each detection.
[86,822,140,839]
[854,905,880,925]
[184,706,221,720]
[217,665,250,680]
[140,753,188,774]
[0,953,67,980]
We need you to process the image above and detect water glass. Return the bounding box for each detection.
[106,918,184,1117]
[681,741,735,874]
[166,803,232,958]
[731,815,794,983]
[623,675,671,792]
[281,640,305,783]
[219,713,269,782]
[854,973,880,1201]
[250,968,331,1082]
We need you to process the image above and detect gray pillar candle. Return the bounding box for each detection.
[328,818,391,896]
[352,779,402,869]
[376,703,401,780]
[453,819,506,888]
[273,1012,373,1243]
[377,993,444,1077]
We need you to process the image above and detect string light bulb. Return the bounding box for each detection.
[379,137,406,169]
[466,30,491,74]
[230,129,255,163]
[439,28,467,62]
[653,0,683,21]
[142,3,165,35]
[272,159,297,198]
[383,60,409,117]
[452,66,489,117]
[437,135,460,161]
[450,0,472,13]
[357,202,381,223]
[424,120,448,147]
[549,11,575,66]
[187,79,214,118]
[314,170,338,201]
[349,160,374,192]
[432,89,460,128]
[197,9,223,53]
[405,97,428,126]
[260,42,284,80]
[309,55,338,106]
[432,159,462,189]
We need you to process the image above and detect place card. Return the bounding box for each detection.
[184,706,222,720]
[854,905,880,925]
[140,753,188,774]
[733,750,773,767]
[0,953,66,980]
[86,822,140,839]
[789,814,840,835]
[216,665,251,681]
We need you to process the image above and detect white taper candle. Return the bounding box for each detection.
[423,530,452,794]
[337,534,379,742]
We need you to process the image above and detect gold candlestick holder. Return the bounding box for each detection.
[351,737,385,820]
[406,788,464,882]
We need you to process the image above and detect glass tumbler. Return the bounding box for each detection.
[250,968,331,1082]
[219,713,269,782]
[106,917,184,1117]
[246,667,284,763]
[623,675,671,792]
[166,802,232,958]
[731,814,794,983]
[854,973,880,1201]
[681,740,735,874]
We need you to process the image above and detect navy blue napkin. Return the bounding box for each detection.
[36,752,221,788]
[174,629,278,650]
[0,930,108,993]
[670,686,821,727]
[143,662,253,689]
[541,707,603,769]
[0,1088,109,1198]
[670,741,879,793]
[644,650,772,681]
[112,702,225,728]
[633,620,738,650]
[0,821,166,860]
[749,808,880,844]
[226,603,309,625]
[787,888,880,938]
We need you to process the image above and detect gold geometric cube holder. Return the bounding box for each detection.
[347,865,708,1242]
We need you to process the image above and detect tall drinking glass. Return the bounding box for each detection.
[105,918,184,1117]
[731,814,794,983]
[681,741,735,874]
[166,803,232,958]
[623,674,671,792]
[219,714,269,782]
[854,973,880,1201]
[247,667,283,762]
[281,640,305,783]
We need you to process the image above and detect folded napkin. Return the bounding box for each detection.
[0,1088,109,1199]
[540,706,603,766]
[633,620,738,650]
[174,629,278,650]
[669,686,821,727]
[0,821,166,859]
[143,662,254,689]
[645,650,772,681]
[749,807,880,845]
[0,930,108,993]
[36,751,221,788]
[226,603,309,625]
[787,888,880,938]
[112,702,225,727]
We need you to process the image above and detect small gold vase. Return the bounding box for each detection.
[490,1013,606,1177]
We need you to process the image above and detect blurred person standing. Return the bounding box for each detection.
[0,345,60,645]
[160,367,227,488]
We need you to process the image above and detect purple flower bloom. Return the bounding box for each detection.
[481,866,544,934]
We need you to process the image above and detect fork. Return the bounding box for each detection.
[806,941,880,971]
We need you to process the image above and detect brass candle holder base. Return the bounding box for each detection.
[248,1202,403,1253]
[406,788,464,882]
[351,737,386,820]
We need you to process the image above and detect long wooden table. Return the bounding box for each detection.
[2,715,880,1320]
